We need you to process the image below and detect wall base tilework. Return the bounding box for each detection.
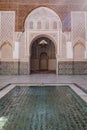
[0,62,18,75]
[18,61,29,75]
[58,62,73,75]
[0,61,29,75]
[0,61,87,75]
[58,61,87,75]
[73,62,87,75]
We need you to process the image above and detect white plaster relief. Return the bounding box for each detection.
[0,50,1,59]
[25,7,61,31]
[0,12,1,44]
[13,41,19,59]
[66,41,73,59]
[85,41,87,59]
[29,32,57,46]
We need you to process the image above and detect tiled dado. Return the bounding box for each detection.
[18,61,29,75]
[58,61,87,75]
[73,62,87,75]
[58,62,73,75]
[0,61,87,75]
[0,61,29,75]
[0,62,18,75]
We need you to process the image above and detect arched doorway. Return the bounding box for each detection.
[24,7,62,75]
[30,37,56,73]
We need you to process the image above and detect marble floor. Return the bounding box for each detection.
[0,74,87,102]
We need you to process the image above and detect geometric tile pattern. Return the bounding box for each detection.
[58,62,73,75]
[58,61,87,75]
[0,61,29,75]
[19,62,29,75]
[0,11,15,45]
[0,61,87,75]
[71,12,86,43]
[73,62,87,75]
[0,62,18,75]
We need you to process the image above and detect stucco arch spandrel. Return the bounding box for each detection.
[27,6,61,19]
[29,33,57,45]
[29,34,57,54]
[24,6,62,28]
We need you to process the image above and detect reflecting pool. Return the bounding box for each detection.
[0,86,87,130]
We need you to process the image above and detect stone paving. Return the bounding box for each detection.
[0,74,87,92]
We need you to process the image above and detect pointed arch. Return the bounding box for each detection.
[24,7,62,30]
[0,41,12,49]
[24,7,62,74]
[30,36,56,73]
[0,41,13,59]
[73,37,85,48]
[73,40,85,61]
[29,34,57,55]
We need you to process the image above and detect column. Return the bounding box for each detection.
[56,54,58,75]
[13,41,20,74]
[85,41,87,59]
[28,53,31,74]
[0,50,1,59]
[57,31,60,55]
[0,12,1,38]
